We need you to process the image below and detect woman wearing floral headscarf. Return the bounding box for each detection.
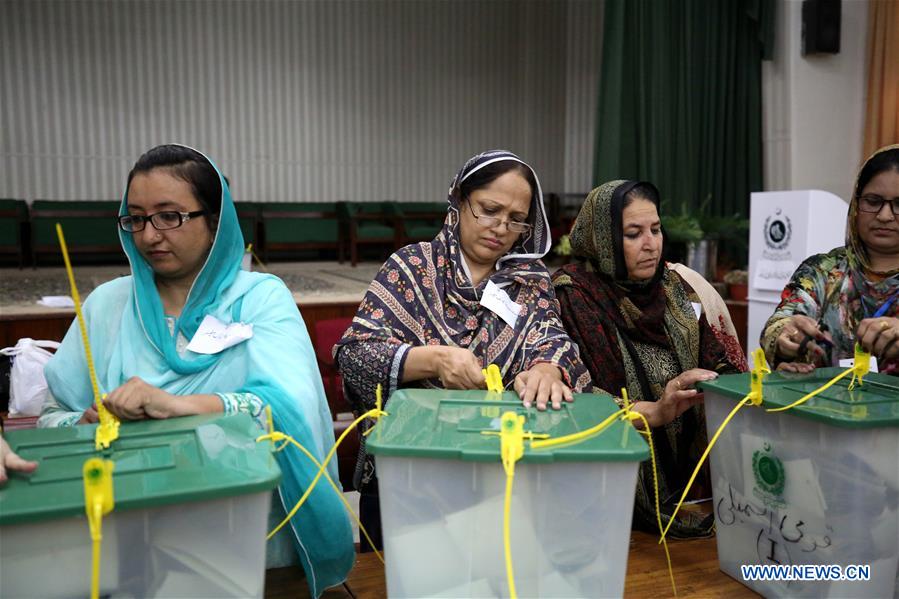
[335,150,591,550]
[762,144,899,375]
[552,180,746,538]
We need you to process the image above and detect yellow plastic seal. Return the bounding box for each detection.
[747,348,770,406]
[83,458,115,599]
[56,224,120,449]
[483,363,503,393]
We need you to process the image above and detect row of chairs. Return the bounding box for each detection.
[0,194,586,268]
[0,199,447,267]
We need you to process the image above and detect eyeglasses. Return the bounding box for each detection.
[117,210,207,232]
[858,195,899,216]
[465,201,533,233]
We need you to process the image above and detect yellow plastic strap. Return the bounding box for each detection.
[83,458,114,599]
[530,410,622,451]
[503,468,517,599]
[479,411,550,599]
[766,346,870,413]
[483,364,504,393]
[499,411,524,599]
[747,348,770,406]
[246,243,269,272]
[750,348,771,375]
[622,392,677,597]
[94,394,121,452]
[660,393,752,542]
[56,224,121,450]
[256,429,385,565]
[847,343,870,390]
[260,386,387,548]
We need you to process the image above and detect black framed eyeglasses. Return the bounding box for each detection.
[858,195,899,216]
[118,210,207,232]
[465,201,533,233]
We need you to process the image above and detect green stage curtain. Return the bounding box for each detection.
[593,0,774,219]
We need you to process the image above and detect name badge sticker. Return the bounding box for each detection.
[186,315,254,355]
[480,280,522,329]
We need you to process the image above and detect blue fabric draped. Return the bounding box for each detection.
[44,146,353,597]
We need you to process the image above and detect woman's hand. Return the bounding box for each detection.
[77,404,100,424]
[104,377,184,420]
[857,317,899,361]
[630,368,717,428]
[515,363,572,411]
[774,315,831,361]
[432,346,487,390]
[775,361,816,374]
[0,434,38,484]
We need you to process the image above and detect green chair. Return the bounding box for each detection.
[260,202,342,261]
[392,202,447,245]
[29,200,123,266]
[340,201,401,266]
[0,199,28,268]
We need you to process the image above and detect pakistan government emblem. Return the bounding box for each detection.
[752,443,785,506]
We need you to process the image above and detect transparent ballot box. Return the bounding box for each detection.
[366,389,649,598]
[699,369,899,598]
[0,413,281,598]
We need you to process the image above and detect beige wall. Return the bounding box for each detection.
[763,0,869,201]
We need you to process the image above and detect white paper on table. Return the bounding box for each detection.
[37,295,75,308]
[186,315,254,355]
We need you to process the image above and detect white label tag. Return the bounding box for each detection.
[186,315,254,355]
[691,301,702,320]
[480,280,522,329]
[839,357,879,373]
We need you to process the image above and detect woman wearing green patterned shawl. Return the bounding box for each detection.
[552,180,746,538]
[762,144,899,375]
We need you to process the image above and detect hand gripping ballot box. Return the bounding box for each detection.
[0,413,281,598]
[366,389,649,598]
[699,369,899,598]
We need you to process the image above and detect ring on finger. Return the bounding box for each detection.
[881,321,890,331]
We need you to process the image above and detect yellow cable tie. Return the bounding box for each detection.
[246,243,269,273]
[256,431,385,564]
[627,406,677,597]
[265,406,384,540]
[847,343,871,390]
[766,368,854,413]
[83,458,115,599]
[482,364,504,393]
[530,409,622,451]
[56,224,120,449]
[499,411,525,599]
[660,394,753,542]
[743,349,770,406]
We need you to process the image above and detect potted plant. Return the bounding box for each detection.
[699,205,750,281]
[723,269,749,301]
[660,201,704,266]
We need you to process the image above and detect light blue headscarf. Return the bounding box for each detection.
[44,145,354,597]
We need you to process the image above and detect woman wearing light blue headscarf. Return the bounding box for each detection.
[40,144,353,597]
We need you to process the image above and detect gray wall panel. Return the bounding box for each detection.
[1,0,601,204]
